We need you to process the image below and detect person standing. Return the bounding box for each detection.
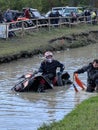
[24,8,31,19]
[4,9,13,22]
[0,10,4,23]
[74,59,98,92]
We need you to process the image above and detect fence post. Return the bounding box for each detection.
[96,16,98,24]
[48,17,50,31]
[69,17,71,28]
[21,21,25,37]
[36,19,39,31]
[84,16,87,24]
[59,17,61,29]
[6,23,9,39]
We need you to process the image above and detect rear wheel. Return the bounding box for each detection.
[23,22,28,28]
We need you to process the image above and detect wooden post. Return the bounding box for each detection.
[6,23,9,39]
[36,19,39,32]
[69,17,71,28]
[48,17,50,31]
[59,17,61,29]
[21,21,25,37]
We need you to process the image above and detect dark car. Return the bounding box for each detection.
[3,10,23,21]
[22,8,48,25]
[3,9,34,28]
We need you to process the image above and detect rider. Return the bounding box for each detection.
[39,51,65,81]
[37,51,65,91]
[74,59,98,92]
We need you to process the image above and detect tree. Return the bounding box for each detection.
[0,0,98,13]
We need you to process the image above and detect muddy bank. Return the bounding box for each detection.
[0,30,98,64]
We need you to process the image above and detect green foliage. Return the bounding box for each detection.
[0,0,97,12]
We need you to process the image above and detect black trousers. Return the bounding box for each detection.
[43,73,55,82]
[86,79,98,92]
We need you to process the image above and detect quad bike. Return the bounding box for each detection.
[11,71,72,92]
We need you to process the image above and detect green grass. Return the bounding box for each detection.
[38,95,98,130]
[0,24,98,57]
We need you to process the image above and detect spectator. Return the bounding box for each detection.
[0,10,4,23]
[84,10,91,22]
[91,11,97,24]
[55,10,61,25]
[4,9,13,22]
[49,11,55,24]
[24,8,31,19]
[70,11,77,23]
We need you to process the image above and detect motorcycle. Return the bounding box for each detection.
[11,71,72,93]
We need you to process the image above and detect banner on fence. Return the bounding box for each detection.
[0,24,8,38]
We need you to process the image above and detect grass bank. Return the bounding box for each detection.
[0,24,98,57]
[0,24,98,64]
[38,95,98,130]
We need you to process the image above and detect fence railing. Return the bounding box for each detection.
[0,15,98,39]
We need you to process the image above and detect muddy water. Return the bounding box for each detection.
[0,43,97,130]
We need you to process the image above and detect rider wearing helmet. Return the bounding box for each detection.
[38,51,65,84]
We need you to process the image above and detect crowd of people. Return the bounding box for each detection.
[69,9,97,24]
[48,9,97,24]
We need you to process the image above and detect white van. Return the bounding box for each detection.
[52,6,83,17]
[63,7,83,16]
[52,7,66,16]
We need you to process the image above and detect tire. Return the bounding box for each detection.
[23,22,28,28]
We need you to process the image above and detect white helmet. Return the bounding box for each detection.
[44,51,53,58]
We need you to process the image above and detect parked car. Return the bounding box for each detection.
[45,11,52,18]
[63,7,83,17]
[52,7,66,17]
[22,8,48,25]
[3,10,23,21]
[3,9,34,28]
[51,6,84,23]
